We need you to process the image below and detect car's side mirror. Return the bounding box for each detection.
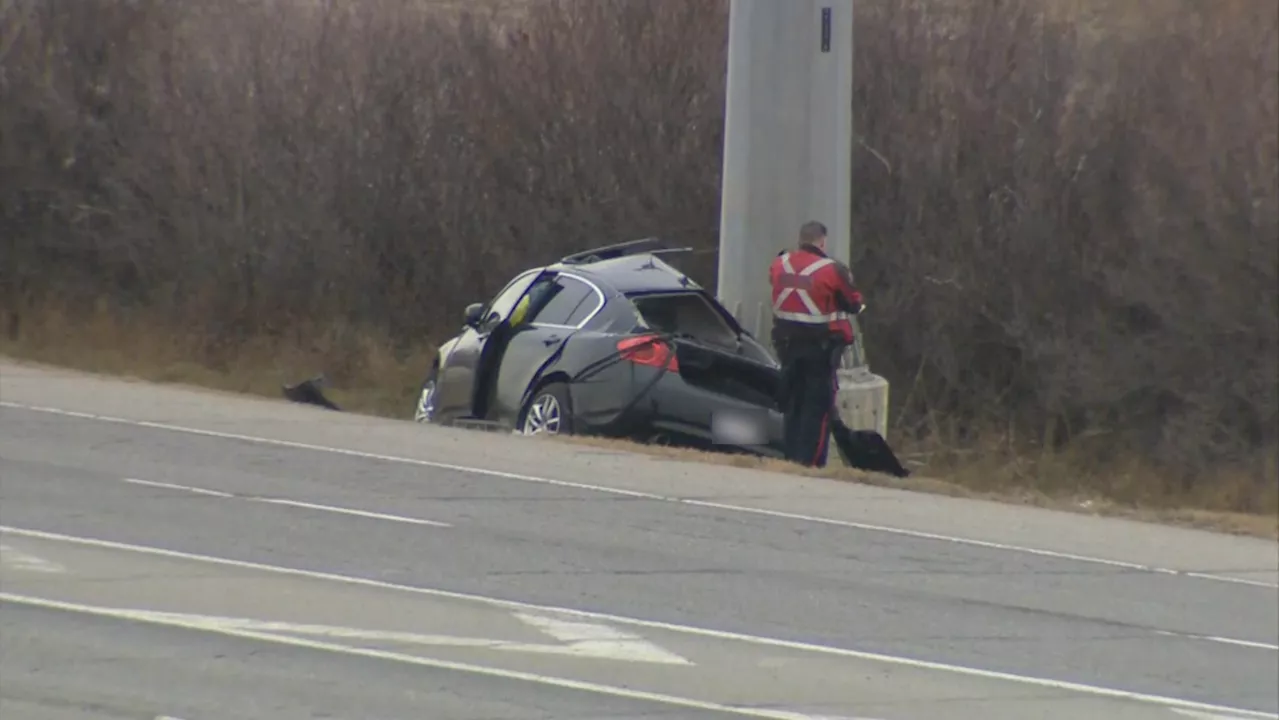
[463,302,485,328]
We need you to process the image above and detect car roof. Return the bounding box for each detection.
[549,253,703,296]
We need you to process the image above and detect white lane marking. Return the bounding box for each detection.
[0,592,813,720]
[121,478,451,528]
[248,497,450,527]
[0,544,65,573]
[798,712,890,717]
[1153,629,1280,652]
[124,478,233,497]
[3,401,1273,589]
[0,525,1273,720]
[514,611,692,665]
[1172,710,1273,720]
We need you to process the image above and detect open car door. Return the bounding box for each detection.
[432,268,547,421]
[465,268,567,421]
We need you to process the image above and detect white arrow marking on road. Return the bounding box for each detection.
[0,592,846,719]
[12,602,691,665]
[513,611,692,665]
[224,610,692,665]
[0,544,65,573]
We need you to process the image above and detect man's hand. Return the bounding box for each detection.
[832,260,864,315]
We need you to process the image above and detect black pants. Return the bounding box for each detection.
[777,342,840,468]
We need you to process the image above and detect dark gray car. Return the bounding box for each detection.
[413,238,786,456]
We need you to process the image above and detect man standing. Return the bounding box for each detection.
[768,220,864,468]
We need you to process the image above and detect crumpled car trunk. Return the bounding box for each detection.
[670,340,780,410]
[628,290,781,409]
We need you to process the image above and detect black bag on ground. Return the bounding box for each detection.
[282,376,342,411]
[831,416,911,478]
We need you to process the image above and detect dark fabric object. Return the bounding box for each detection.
[830,418,912,478]
[282,377,342,411]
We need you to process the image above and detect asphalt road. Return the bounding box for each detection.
[1,361,1277,719]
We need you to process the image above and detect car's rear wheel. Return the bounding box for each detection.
[520,381,573,436]
[413,369,438,423]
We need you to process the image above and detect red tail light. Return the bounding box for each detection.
[617,334,679,372]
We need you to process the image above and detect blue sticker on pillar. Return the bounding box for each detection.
[821,7,831,53]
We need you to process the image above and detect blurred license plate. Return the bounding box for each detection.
[711,409,768,446]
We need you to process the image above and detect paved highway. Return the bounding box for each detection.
[1,361,1277,719]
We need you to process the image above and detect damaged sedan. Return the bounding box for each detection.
[413,238,788,456]
[281,238,908,475]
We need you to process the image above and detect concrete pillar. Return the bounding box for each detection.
[716,0,854,343]
[715,0,890,438]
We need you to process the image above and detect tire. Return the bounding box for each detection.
[519,381,574,436]
[413,367,439,423]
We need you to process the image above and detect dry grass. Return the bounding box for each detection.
[1,300,434,418]
[4,302,1275,540]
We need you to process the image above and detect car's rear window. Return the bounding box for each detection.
[627,291,739,349]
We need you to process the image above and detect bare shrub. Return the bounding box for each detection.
[845,0,1277,504]
[1,0,1274,509]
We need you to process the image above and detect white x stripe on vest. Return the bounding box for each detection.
[773,253,848,324]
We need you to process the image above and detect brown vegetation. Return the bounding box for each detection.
[2,0,1276,518]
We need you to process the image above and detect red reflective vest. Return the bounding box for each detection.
[768,247,861,344]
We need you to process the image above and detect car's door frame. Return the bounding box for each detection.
[432,267,545,421]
